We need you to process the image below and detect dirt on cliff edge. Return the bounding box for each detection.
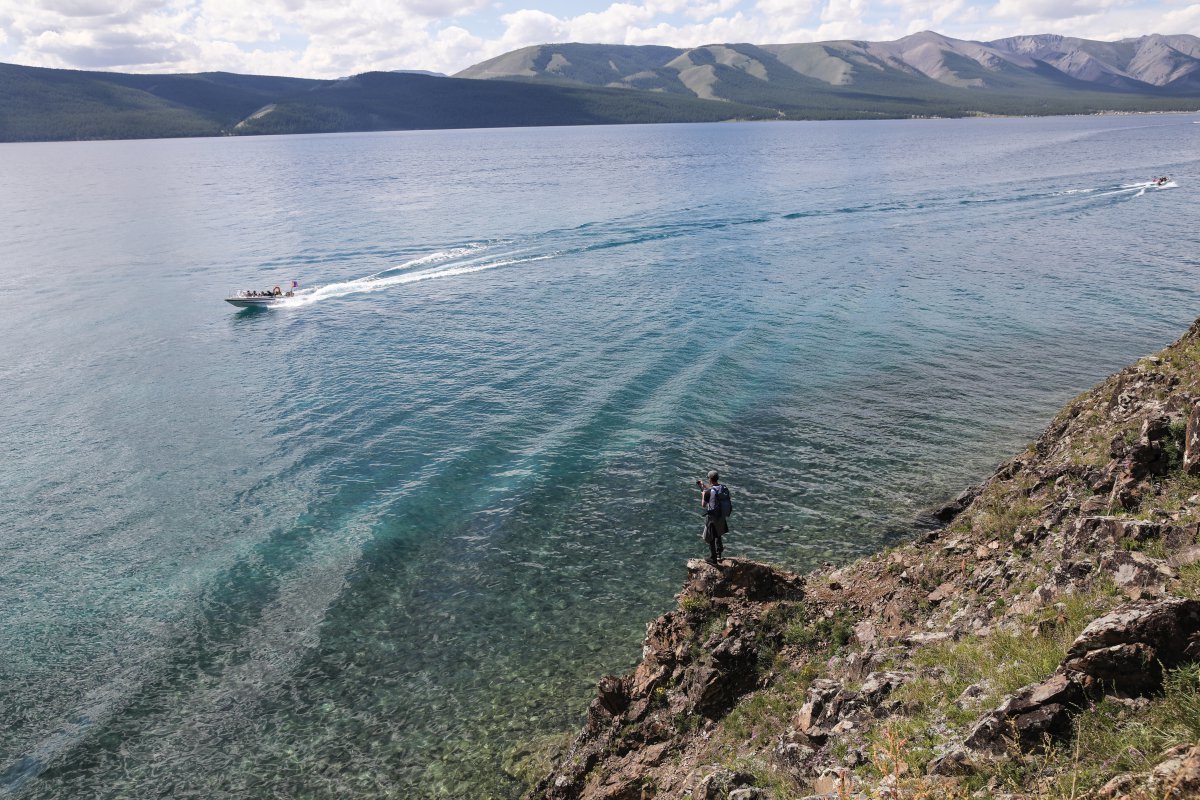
[522,318,1200,800]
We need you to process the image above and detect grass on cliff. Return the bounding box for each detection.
[946,472,1041,542]
[1133,469,1200,524]
[1035,663,1200,796]
[696,603,846,795]
[1158,332,1200,393]
[880,565,1200,796]
[1178,560,1200,598]
[888,583,1123,760]
[980,660,1200,798]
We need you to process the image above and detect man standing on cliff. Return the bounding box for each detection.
[698,470,731,564]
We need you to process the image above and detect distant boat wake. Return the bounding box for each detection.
[264,210,755,309]
[262,176,1181,309]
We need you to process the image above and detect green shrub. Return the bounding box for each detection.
[784,611,854,650]
[681,594,713,616]
[1162,418,1189,471]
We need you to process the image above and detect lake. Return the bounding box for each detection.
[2,115,1199,798]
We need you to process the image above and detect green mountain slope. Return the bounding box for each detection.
[0,62,771,142]
[230,71,774,135]
[0,65,219,140]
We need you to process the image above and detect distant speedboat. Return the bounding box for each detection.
[225,282,297,309]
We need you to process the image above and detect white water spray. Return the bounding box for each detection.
[1096,179,1178,199]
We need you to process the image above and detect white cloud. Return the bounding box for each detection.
[991,0,1130,22]
[1161,2,1200,31]
[496,8,570,45]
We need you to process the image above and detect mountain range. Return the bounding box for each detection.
[4,31,1200,142]
[457,32,1200,110]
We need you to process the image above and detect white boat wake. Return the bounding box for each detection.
[278,243,553,308]
[1097,179,1179,199]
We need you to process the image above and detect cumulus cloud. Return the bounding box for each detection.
[991,0,1130,22]
[1161,3,1200,32]
[0,0,1192,77]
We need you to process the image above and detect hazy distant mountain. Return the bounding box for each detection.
[456,32,1200,114]
[989,34,1200,90]
[0,63,771,142]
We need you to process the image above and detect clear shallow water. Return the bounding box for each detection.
[2,116,1200,798]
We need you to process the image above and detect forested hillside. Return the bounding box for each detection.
[0,63,770,142]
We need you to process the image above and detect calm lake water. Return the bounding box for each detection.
[3,116,1200,798]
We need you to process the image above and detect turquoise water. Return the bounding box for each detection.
[3,116,1200,798]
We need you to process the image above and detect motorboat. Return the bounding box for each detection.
[225,283,297,309]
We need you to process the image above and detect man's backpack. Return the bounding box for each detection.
[707,484,733,519]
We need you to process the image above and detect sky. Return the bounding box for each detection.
[0,0,1198,79]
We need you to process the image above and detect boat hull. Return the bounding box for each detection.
[225,297,284,308]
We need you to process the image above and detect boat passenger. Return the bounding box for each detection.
[273,286,282,296]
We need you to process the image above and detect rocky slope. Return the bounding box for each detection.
[524,319,1200,799]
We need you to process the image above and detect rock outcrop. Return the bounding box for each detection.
[527,559,805,800]
[525,319,1200,800]
[964,597,1200,755]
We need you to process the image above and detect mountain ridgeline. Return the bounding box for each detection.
[5,31,1200,142]
[456,32,1200,115]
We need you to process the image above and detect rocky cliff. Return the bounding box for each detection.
[524,319,1200,800]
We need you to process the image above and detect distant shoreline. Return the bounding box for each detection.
[5,108,1200,146]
